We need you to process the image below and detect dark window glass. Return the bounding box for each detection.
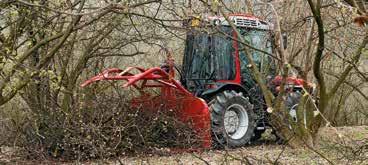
[238,29,275,82]
[183,27,235,81]
[213,28,235,80]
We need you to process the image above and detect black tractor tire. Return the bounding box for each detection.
[209,90,256,148]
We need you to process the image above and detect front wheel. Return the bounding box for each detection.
[209,90,256,148]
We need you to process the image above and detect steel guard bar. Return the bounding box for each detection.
[81,67,192,96]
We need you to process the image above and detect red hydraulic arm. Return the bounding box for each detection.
[81,54,211,149]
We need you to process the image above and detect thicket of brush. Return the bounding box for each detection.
[0,86,199,160]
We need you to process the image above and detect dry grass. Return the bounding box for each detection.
[1,126,367,164]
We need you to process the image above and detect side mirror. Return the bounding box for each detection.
[282,32,287,49]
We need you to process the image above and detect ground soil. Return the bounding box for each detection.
[1,126,367,165]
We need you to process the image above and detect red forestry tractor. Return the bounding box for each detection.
[81,14,314,149]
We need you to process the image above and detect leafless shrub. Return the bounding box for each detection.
[317,127,368,164]
[1,84,200,160]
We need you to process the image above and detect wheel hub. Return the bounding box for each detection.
[224,104,249,140]
[224,110,239,134]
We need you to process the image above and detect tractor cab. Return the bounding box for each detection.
[181,14,276,96]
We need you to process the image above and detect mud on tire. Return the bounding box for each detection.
[209,90,256,148]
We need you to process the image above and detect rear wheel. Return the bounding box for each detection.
[209,90,256,148]
[271,91,302,144]
[285,91,302,122]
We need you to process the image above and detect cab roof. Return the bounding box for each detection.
[206,13,273,30]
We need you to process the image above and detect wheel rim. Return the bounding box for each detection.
[289,104,298,122]
[224,104,249,140]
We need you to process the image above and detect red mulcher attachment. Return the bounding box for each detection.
[80,54,211,149]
